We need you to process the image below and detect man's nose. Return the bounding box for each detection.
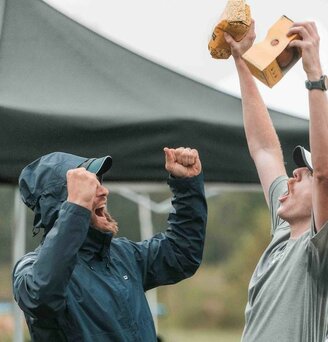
[293,167,307,180]
[98,184,109,196]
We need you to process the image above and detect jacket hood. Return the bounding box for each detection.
[19,152,88,232]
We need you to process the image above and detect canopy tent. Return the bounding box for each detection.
[0,0,309,185]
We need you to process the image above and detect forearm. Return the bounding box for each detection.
[308,85,328,173]
[166,173,207,275]
[234,57,286,202]
[34,202,90,286]
[235,57,282,158]
[138,148,205,289]
[13,202,90,316]
[288,22,328,175]
[309,80,328,229]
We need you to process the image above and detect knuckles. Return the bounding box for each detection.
[66,168,98,184]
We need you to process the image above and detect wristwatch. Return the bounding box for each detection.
[305,75,328,91]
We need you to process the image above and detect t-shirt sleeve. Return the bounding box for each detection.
[269,175,290,237]
[309,218,328,274]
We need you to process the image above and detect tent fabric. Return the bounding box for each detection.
[0,0,309,184]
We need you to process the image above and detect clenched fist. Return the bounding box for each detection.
[66,168,99,211]
[164,147,202,178]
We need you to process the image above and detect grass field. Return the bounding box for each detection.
[159,328,242,342]
[0,326,241,342]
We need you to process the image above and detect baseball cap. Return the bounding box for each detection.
[292,145,313,172]
[80,156,112,176]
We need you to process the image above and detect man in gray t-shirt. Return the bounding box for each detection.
[225,20,328,341]
[243,175,328,341]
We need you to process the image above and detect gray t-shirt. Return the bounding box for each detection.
[242,176,328,342]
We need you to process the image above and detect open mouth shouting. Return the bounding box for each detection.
[278,181,291,203]
[92,204,119,235]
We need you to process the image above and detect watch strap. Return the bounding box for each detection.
[305,75,328,91]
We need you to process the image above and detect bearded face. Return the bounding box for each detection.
[91,206,119,235]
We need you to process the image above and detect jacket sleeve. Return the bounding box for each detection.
[12,201,91,318]
[133,173,207,291]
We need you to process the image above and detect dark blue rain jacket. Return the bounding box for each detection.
[12,152,207,342]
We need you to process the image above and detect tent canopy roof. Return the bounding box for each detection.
[0,0,309,184]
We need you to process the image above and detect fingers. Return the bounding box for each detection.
[164,146,199,169]
[66,168,100,210]
[164,147,201,178]
[288,21,318,39]
[163,147,175,163]
[224,31,234,45]
[287,21,319,48]
[247,19,256,40]
[165,147,199,165]
[67,168,99,188]
[224,19,256,46]
[286,21,322,77]
[225,19,256,59]
[178,147,198,167]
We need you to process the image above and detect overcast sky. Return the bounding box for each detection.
[44,0,328,119]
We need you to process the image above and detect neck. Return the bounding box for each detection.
[289,218,311,239]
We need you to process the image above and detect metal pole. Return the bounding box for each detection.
[137,193,158,332]
[12,187,26,342]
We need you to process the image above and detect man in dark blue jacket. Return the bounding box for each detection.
[13,146,207,342]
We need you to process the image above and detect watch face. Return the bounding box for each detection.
[323,75,328,90]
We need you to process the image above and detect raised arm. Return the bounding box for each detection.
[225,21,287,204]
[13,169,98,317]
[289,22,328,231]
[132,147,207,290]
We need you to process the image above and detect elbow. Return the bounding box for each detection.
[313,168,328,186]
[186,260,202,277]
[17,294,66,318]
[14,279,65,318]
[181,252,203,278]
[17,298,65,319]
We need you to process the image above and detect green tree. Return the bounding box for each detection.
[204,191,267,264]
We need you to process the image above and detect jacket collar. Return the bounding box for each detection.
[80,227,113,260]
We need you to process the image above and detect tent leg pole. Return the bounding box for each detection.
[137,194,158,333]
[12,187,26,342]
